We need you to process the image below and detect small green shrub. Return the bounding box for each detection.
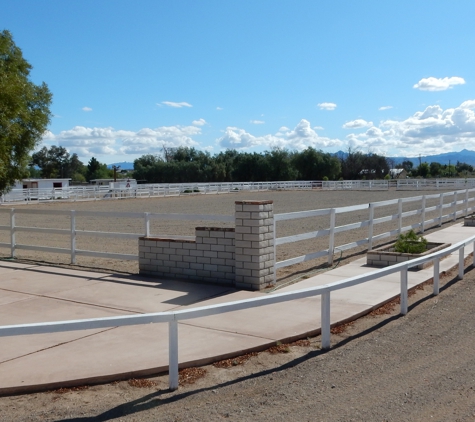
[394,230,427,254]
[323,176,329,181]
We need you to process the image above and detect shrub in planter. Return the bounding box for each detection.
[393,230,427,254]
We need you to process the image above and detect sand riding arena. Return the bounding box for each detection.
[0,188,464,286]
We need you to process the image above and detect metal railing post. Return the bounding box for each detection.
[439,193,443,226]
[144,212,150,237]
[465,189,469,217]
[169,320,179,390]
[10,208,16,258]
[273,219,277,285]
[396,198,402,234]
[458,247,464,280]
[368,203,374,250]
[400,267,408,315]
[433,258,440,296]
[71,210,76,264]
[321,291,331,350]
[328,209,336,265]
[453,192,457,222]
[421,195,426,233]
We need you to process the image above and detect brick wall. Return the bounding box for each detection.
[138,200,276,290]
[139,227,235,285]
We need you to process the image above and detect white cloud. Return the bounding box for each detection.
[317,102,337,110]
[313,126,324,130]
[43,124,202,158]
[460,100,475,109]
[161,101,193,108]
[216,106,223,110]
[217,119,343,150]
[82,107,92,112]
[413,76,466,91]
[344,99,475,156]
[250,120,265,124]
[192,118,206,126]
[379,106,393,111]
[343,119,373,129]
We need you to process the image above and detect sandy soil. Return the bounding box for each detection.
[0,255,474,421]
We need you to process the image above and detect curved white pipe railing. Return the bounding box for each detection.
[1,234,474,390]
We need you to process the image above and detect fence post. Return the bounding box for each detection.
[398,198,403,234]
[439,193,443,226]
[10,208,16,258]
[368,203,374,250]
[144,212,150,237]
[453,192,457,222]
[433,258,440,295]
[273,218,277,285]
[168,319,179,391]
[465,189,469,217]
[328,208,336,265]
[70,210,76,264]
[458,247,465,280]
[421,195,426,233]
[400,267,408,315]
[321,291,331,349]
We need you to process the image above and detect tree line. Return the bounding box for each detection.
[132,147,393,183]
[29,145,475,185]
[397,160,474,178]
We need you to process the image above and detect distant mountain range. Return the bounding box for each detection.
[107,150,475,171]
[107,161,134,170]
[335,149,475,167]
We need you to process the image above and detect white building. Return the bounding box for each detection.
[14,178,71,190]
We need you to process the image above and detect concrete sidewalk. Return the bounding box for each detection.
[1,223,474,395]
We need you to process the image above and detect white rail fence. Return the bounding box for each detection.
[0,181,317,204]
[1,189,474,276]
[322,178,475,190]
[1,234,474,390]
[3,178,475,205]
[274,189,475,275]
[0,208,233,263]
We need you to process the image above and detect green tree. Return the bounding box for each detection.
[31,146,85,179]
[416,162,430,178]
[0,30,52,192]
[293,147,340,180]
[429,162,443,177]
[86,157,110,181]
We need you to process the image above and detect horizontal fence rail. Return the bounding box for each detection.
[3,178,475,205]
[1,188,475,276]
[0,208,233,264]
[273,189,475,274]
[1,234,474,390]
[322,178,475,191]
[0,181,318,204]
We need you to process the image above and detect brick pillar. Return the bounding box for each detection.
[234,200,275,290]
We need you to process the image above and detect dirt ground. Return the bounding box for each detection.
[0,188,473,421]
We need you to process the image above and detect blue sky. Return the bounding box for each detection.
[2,1,475,165]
